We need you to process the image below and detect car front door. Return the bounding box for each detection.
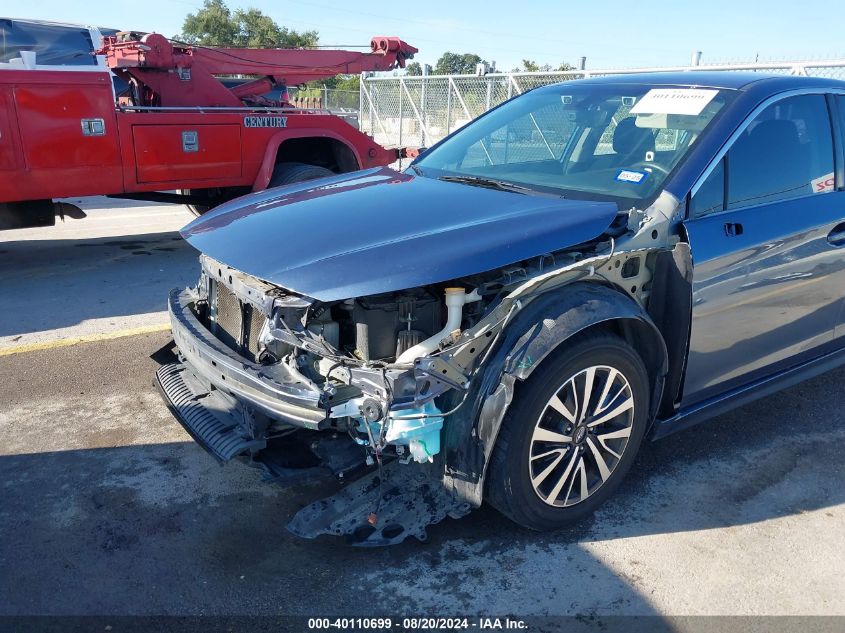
[833,95,845,342]
[681,93,845,406]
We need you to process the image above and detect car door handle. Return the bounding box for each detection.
[827,222,845,246]
[724,222,743,237]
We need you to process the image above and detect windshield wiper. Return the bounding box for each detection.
[437,174,537,195]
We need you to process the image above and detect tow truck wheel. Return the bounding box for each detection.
[486,332,650,531]
[182,164,334,216]
[180,188,221,217]
[269,162,335,187]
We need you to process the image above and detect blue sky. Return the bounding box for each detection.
[8,0,845,71]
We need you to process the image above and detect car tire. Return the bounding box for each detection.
[486,331,650,531]
[269,162,335,187]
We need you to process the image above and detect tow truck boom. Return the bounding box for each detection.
[99,33,418,107]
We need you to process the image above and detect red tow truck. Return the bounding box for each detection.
[0,22,416,228]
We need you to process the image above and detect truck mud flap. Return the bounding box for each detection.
[287,461,472,546]
[155,363,265,463]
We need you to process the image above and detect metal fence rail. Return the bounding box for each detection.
[360,59,845,150]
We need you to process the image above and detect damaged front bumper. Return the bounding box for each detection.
[155,354,474,545]
[166,287,328,429]
[155,360,267,463]
[159,285,475,545]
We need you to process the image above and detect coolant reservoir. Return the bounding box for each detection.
[384,401,444,463]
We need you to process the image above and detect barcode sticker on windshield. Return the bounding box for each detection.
[616,169,648,184]
[630,89,718,116]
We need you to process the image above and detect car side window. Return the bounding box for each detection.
[0,19,97,66]
[690,158,725,218]
[726,95,834,209]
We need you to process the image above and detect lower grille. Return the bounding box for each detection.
[210,279,266,361]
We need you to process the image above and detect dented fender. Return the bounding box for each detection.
[442,281,669,507]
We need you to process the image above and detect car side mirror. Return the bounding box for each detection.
[407,147,429,165]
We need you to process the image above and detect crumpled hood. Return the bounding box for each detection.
[181,167,619,301]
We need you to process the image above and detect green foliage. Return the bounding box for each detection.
[309,74,359,91]
[178,0,318,48]
[433,52,486,75]
[334,74,360,91]
[178,0,237,45]
[405,61,423,76]
[514,59,576,73]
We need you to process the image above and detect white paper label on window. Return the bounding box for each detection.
[811,172,835,193]
[630,89,719,116]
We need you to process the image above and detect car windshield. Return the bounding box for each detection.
[413,82,736,204]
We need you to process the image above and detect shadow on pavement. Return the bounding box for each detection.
[0,231,198,338]
[0,365,842,615]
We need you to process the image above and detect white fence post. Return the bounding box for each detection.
[401,79,430,146]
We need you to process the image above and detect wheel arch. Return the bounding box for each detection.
[442,280,668,507]
[252,130,362,191]
[503,291,668,392]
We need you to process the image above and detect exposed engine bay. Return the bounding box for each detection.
[190,252,511,466]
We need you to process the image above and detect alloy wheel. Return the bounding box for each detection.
[528,364,635,507]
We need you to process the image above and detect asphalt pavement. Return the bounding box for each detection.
[0,200,843,617]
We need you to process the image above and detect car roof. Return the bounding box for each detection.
[1,17,114,32]
[537,71,845,91]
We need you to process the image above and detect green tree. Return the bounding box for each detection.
[235,8,281,47]
[405,61,423,76]
[178,0,237,45]
[311,73,359,91]
[516,59,576,73]
[335,75,360,91]
[178,0,318,48]
[433,52,486,75]
[269,23,319,49]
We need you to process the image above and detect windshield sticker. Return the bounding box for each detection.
[811,172,835,193]
[630,88,719,116]
[616,169,648,184]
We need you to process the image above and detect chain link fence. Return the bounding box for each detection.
[322,88,360,111]
[360,59,845,151]
[288,87,359,111]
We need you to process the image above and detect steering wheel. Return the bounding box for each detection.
[630,161,671,177]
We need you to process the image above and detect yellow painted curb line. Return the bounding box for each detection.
[0,323,171,357]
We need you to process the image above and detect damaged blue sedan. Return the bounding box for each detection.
[157,72,845,544]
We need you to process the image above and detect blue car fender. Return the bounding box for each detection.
[442,281,669,507]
